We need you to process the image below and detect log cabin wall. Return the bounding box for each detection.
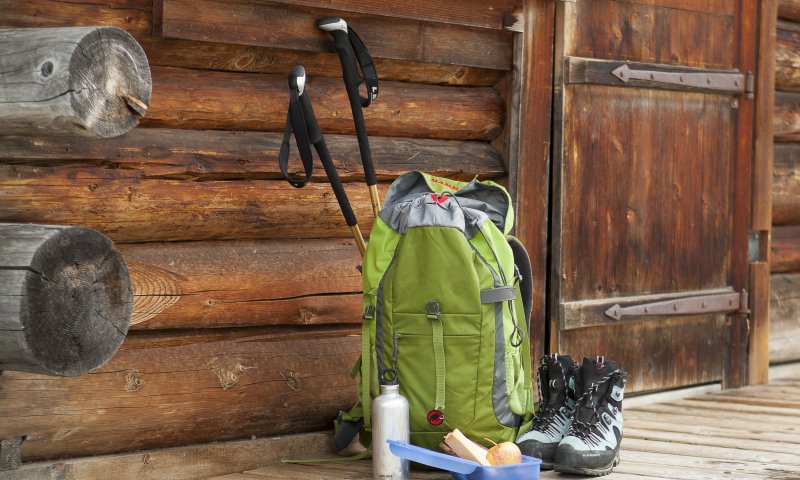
[0,0,523,461]
[772,1,800,364]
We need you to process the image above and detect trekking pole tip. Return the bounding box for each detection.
[317,16,348,32]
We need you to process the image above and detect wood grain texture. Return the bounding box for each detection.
[0,0,503,87]
[558,316,725,393]
[748,262,770,384]
[774,91,800,139]
[752,0,777,233]
[155,0,514,70]
[120,239,362,329]
[141,67,504,141]
[7,432,336,480]
[563,0,736,69]
[770,274,800,363]
[779,0,800,21]
[0,26,150,137]
[0,129,505,182]
[771,226,800,272]
[515,0,555,364]
[262,0,522,31]
[0,165,389,242]
[0,327,360,461]
[773,142,800,225]
[0,224,131,376]
[777,24,800,93]
[559,86,733,301]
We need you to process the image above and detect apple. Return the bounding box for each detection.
[485,440,522,466]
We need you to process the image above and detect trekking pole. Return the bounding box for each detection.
[280,65,367,256]
[317,17,381,218]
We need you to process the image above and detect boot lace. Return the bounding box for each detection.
[531,361,573,432]
[566,369,627,443]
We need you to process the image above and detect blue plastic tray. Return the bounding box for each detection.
[387,440,541,480]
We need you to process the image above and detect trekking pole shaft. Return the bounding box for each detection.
[298,92,367,255]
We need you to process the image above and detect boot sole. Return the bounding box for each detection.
[554,452,620,477]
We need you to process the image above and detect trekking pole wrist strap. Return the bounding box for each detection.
[347,27,378,106]
[278,88,315,188]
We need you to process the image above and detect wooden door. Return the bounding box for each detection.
[549,0,765,393]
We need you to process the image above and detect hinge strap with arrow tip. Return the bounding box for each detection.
[605,289,749,321]
[611,64,747,95]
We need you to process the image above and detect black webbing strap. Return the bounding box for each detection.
[278,86,314,188]
[347,26,378,107]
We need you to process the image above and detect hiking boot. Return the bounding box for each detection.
[554,356,627,477]
[515,353,578,469]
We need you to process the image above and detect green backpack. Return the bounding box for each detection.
[336,171,535,452]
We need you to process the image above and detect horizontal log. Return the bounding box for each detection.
[0,165,389,242]
[0,224,131,376]
[8,432,336,480]
[0,26,150,137]
[772,226,800,273]
[155,0,514,70]
[777,25,800,93]
[775,92,800,140]
[141,67,504,141]
[779,0,800,22]
[120,239,362,329]
[770,273,800,363]
[266,0,522,31]
[0,1,503,87]
[774,143,800,225]
[0,327,360,461]
[0,129,505,181]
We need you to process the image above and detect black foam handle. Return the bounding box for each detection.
[315,140,358,228]
[326,27,378,189]
[298,91,358,228]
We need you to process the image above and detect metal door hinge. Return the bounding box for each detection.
[611,64,746,95]
[745,71,755,98]
[605,289,749,321]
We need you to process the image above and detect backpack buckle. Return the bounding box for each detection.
[426,300,441,320]
[362,305,375,320]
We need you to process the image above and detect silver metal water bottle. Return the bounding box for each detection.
[372,382,409,480]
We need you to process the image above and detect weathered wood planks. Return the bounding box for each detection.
[779,0,800,22]
[0,165,387,242]
[562,1,737,69]
[154,0,515,70]
[0,0,503,87]
[771,226,800,272]
[773,142,800,225]
[255,0,522,31]
[777,23,800,93]
[770,274,800,363]
[0,26,151,137]
[0,224,131,376]
[141,67,504,141]
[0,129,504,182]
[120,239,362,329]
[0,327,360,461]
[10,370,800,479]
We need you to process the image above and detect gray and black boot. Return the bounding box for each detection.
[515,353,578,469]
[554,356,627,476]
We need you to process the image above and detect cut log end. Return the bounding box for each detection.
[0,224,132,376]
[0,26,152,138]
[68,27,152,138]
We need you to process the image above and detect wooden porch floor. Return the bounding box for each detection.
[211,372,800,480]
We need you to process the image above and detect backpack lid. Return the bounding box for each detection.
[382,171,515,235]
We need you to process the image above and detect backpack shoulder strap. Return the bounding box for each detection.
[507,236,532,328]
